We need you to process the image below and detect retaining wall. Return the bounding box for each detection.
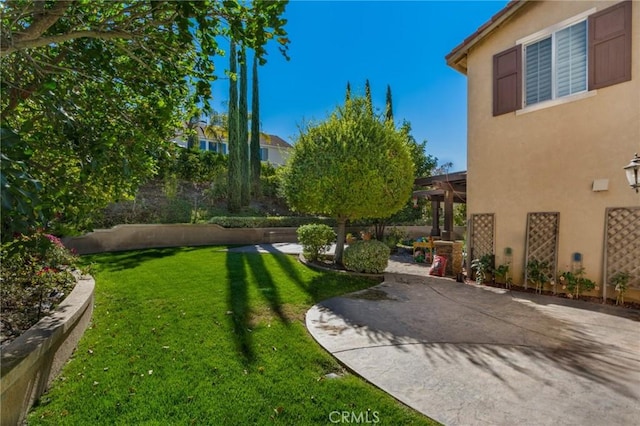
[62,224,467,255]
[0,276,95,426]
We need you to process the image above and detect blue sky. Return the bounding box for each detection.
[209,1,508,172]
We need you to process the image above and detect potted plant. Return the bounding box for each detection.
[346,233,357,245]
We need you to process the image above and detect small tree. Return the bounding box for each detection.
[364,79,374,116]
[384,84,394,126]
[280,97,414,265]
[227,39,241,212]
[239,46,250,206]
[250,53,262,197]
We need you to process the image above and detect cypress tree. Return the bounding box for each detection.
[250,53,262,197]
[227,39,241,212]
[345,81,351,102]
[365,79,373,116]
[385,84,394,126]
[239,45,250,206]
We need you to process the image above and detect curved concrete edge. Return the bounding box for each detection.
[1,276,95,426]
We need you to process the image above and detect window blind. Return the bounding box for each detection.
[556,20,587,97]
[525,37,552,105]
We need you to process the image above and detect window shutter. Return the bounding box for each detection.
[493,45,522,116]
[588,0,632,90]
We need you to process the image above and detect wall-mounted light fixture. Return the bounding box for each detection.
[624,153,640,193]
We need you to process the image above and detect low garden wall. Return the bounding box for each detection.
[62,224,299,255]
[62,224,467,255]
[0,276,95,426]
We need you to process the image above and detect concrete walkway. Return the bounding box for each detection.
[233,244,640,425]
[307,274,640,425]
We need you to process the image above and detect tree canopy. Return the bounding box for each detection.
[0,0,289,235]
[279,97,414,263]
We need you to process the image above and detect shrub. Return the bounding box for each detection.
[559,267,597,299]
[1,232,79,344]
[526,258,551,293]
[383,227,408,251]
[297,224,336,262]
[210,216,337,228]
[611,271,631,305]
[471,254,494,285]
[343,240,390,274]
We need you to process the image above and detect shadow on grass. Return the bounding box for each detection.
[270,253,307,292]
[225,251,254,364]
[245,254,289,325]
[83,247,197,272]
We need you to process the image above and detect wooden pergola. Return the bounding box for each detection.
[413,171,467,241]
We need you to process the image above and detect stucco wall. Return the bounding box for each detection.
[464,1,640,296]
[62,224,299,254]
[1,277,95,426]
[266,146,291,167]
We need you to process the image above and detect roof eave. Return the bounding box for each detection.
[445,0,529,75]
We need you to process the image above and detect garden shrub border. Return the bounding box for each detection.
[0,276,95,426]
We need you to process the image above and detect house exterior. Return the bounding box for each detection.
[447,0,639,302]
[174,125,292,167]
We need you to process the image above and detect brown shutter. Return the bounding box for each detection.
[588,0,632,90]
[493,45,522,116]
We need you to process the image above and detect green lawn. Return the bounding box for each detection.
[28,246,437,425]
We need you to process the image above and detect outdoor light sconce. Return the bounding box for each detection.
[624,153,640,193]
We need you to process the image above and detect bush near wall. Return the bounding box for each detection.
[209,216,337,228]
[297,224,336,262]
[343,240,391,274]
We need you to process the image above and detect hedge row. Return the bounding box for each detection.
[208,216,338,228]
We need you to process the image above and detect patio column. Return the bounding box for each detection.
[430,200,440,236]
[442,188,454,241]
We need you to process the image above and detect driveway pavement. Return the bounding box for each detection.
[307,274,640,426]
[232,244,640,425]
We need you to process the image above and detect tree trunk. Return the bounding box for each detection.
[334,216,347,266]
[374,220,386,241]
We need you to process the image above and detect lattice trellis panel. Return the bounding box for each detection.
[470,213,495,261]
[605,207,640,290]
[524,212,560,287]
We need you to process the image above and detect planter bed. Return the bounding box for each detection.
[1,276,95,426]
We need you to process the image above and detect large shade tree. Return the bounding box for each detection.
[280,97,415,264]
[0,0,289,235]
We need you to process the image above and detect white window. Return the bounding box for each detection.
[260,147,269,161]
[524,19,587,107]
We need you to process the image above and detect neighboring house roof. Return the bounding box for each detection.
[446,0,529,74]
[264,134,293,149]
[177,124,292,149]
